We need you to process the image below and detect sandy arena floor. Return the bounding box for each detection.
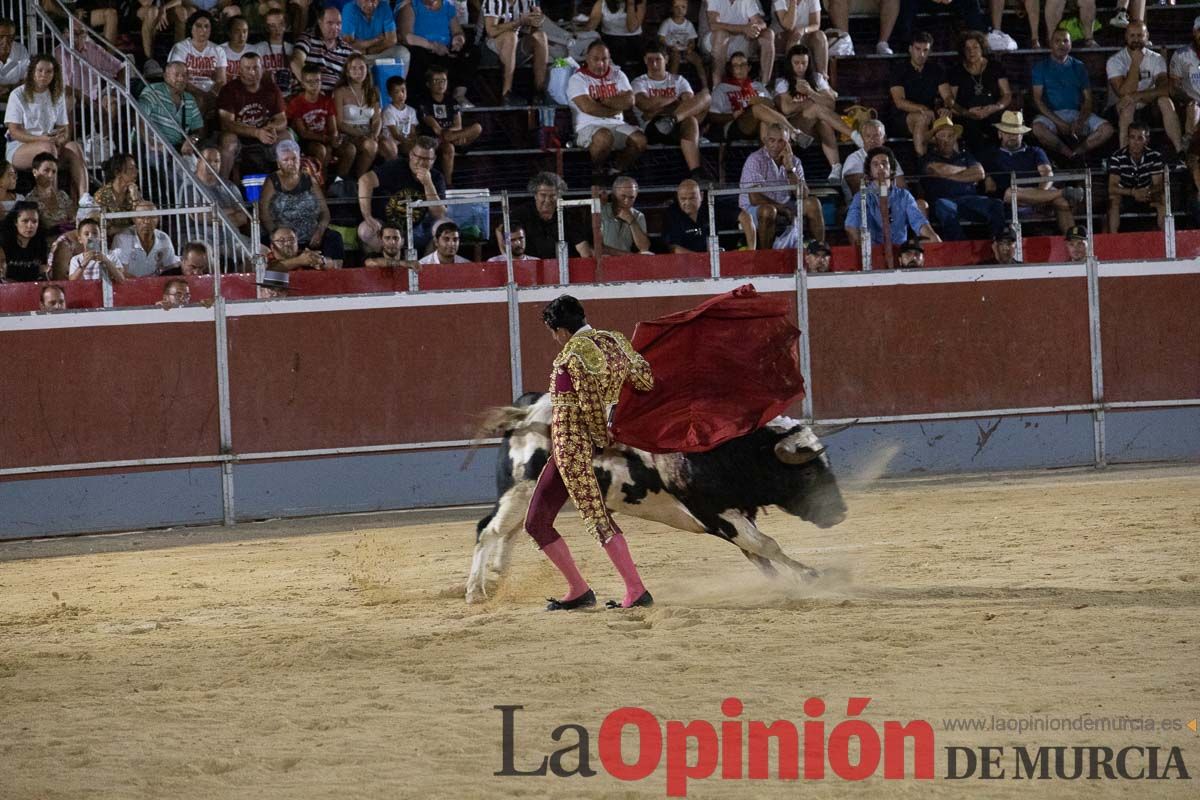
[0,464,1197,799]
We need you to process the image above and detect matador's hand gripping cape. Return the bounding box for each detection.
[548,328,653,542]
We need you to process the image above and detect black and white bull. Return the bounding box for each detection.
[465,393,848,603]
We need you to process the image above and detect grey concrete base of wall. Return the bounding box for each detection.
[3,408,1196,541]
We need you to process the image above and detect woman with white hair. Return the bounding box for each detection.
[257,139,343,268]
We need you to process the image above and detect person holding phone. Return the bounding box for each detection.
[67,217,126,282]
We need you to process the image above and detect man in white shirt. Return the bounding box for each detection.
[221,17,253,81]
[256,8,295,96]
[418,220,470,264]
[632,44,710,179]
[487,226,538,261]
[567,40,646,177]
[0,18,29,113]
[707,0,775,85]
[1106,20,1182,153]
[111,201,182,278]
[842,119,908,200]
[1169,16,1200,142]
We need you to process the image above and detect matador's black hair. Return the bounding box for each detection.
[542,295,587,333]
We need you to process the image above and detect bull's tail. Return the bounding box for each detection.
[476,404,535,439]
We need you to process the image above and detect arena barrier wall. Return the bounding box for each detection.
[1,251,1197,539]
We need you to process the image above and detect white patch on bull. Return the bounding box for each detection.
[466,482,534,603]
[603,448,706,534]
[717,510,820,580]
[766,416,824,457]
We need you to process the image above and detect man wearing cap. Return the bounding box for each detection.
[1105,20,1182,155]
[845,145,939,253]
[921,115,1006,240]
[1107,120,1165,232]
[1064,226,1088,262]
[896,239,923,268]
[982,111,1081,233]
[804,240,832,273]
[990,225,1019,265]
[257,269,290,298]
[1031,29,1115,164]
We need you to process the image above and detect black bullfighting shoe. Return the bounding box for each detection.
[606,590,654,610]
[546,589,596,611]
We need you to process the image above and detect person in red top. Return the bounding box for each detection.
[287,63,353,182]
[217,51,286,179]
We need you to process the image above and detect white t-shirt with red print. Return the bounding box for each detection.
[567,65,634,130]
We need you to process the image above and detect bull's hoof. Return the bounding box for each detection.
[605,590,654,609]
[546,589,596,611]
[465,588,486,604]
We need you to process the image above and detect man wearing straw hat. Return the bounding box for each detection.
[982,110,1083,234]
[920,115,1006,240]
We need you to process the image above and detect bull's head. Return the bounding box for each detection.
[772,427,847,528]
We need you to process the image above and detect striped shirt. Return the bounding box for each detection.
[295,33,354,93]
[481,0,537,24]
[1107,146,1163,190]
[136,83,203,148]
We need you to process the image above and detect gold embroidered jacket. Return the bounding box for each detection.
[550,328,654,449]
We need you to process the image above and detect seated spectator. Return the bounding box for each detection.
[220,17,254,81]
[826,0,898,56]
[195,146,250,230]
[0,17,31,111]
[981,0,1018,51]
[505,171,594,259]
[291,6,354,95]
[418,219,469,264]
[483,0,549,105]
[4,55,88,199]
[399,0,476,105]
[1106,20,1182,155]
[138,61,206,152]
[257,8,295,96]
[1107,121,1164,232]
[50,201,96,279]
[775,44,858,181]
[845,146,940,250]
[920,116,1006,240]
[568,41,645,179]
[289,64,349,180]
[111,201,181,277]
[39,283,66,311]
[28,153,76,235]
[256,268,290,298]
[582,0,645,69]
[897,238,924,267]
[217,51,286,179]
[940,30,1011,152]
[658,0,706,91]
[1044,0,1096,49]
[488,225,537,261]
[707,0,775,85]
[259,139,345,266]
[66,217,123,283]
[380,75,418,161]
[418,65,480,188]
[662,178,710,253]
[737,122,824,249]
[1170,19,1200,146]
[982,111,1080,233]
[803,238,831,272]
[599,176,650,255]
[1064,224,1088,261]
[166,241,212,275]
[342,0,409,64]
[0,201,50,281]
[94,153,143,236]
[842,119,911,199]
[889,31,943,156]
[774,0,827,74]
[357,136,446,255]
[333,54,383,179]
[633,44,710,181]
[267,225,329,270]
[168,11,228,118]
[709,51,799,144]
[990,225,1019,264]
[364,225,410,266]
[137,1,189,66]
[893,0,987,52]
[1031,29,1114,163]
[159,277,191,308]
[0,160,21,214]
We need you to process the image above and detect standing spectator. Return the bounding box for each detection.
[582,0,645,69]
[897,238,924,267]
[842,119,912,199]
[990,225,1019,264]
[28,153,76,235]
[138,61,206,152]
[417,65,481,187]
[1106,20,1182,154]
[381,75,418,159]
[159,278,191,308]
[256,8,295,97]
[804,239,831,272]
[893,0,987,51]
[599,176,650,255]
[658,0,706,91]
[259,139,345,265]
[632,44,710,181]
[0,201,50,281]
[1031,29,1114,163]
[505,171,594,259]
[920,116,1006,240]
[709,51,798,144]
[940,30,1012,152]
[418,220,469,263]
[0,18,31,112]
[399,0,476,105]
[738,122,824,249]
[266,225,328,270]
[333,53,383,179]
[1044,0,1096,49]
[567,41,646,178]
[775,44,859,181]
[1107,121,1164,232]
[1169,18,1200,145]
[1064,225,1088,261]
[707,0,775,85]
[67,218,125,280]
[662,177,709,253]
[291,6,354,94]
[982,111,1079,233]
[93,153,142,237]
[168,11,228,118]
[342,0,410,63]
[357,136,446,254]
[845,145,939,248]
[773,0,828,75]
[4,55,88,199]
[221,16,254,80]
[39,283,66,311]
[364,225,409,266]
[488,225,537,261]
[889,31,944,157]
[111,201,181,277]
[483,0,550,105]
[217,51,286,179]
[289,63,350,180]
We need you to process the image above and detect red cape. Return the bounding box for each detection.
[610,284,805,453]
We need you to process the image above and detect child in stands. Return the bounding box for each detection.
[380,75,418,161]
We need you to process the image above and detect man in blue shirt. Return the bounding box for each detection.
[920,116,1007,240]
[1030,28,1115,162]
[342,0,410,64]
[983,111,1081,233]
[845,146,940,255]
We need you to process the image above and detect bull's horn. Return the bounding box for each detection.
[811,421,857,438]
[775,428,825,464]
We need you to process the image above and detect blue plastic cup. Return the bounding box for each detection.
[242,174,267,203]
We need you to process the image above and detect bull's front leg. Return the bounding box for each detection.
[718,511,822,582]
[466,485,533,604]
